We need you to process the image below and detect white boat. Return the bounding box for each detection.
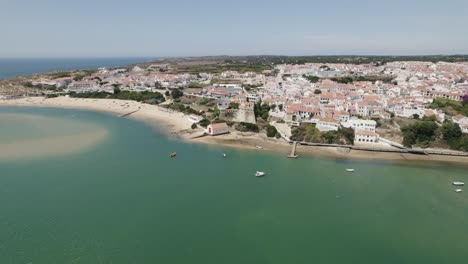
[455,189,463,193]
[255,171,265,177]
[453,182,465,186]
[346,169,355,172]
[256,146,263,149]
[223,153,227,157]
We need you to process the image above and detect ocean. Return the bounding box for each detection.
[0,58,156,79]
[0,106,467,264]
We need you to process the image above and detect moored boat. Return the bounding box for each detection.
[455,189,463,193]
[255,171,265,177]
[346,169,355,172]
[169,152,177,157]
[453,182,465,186]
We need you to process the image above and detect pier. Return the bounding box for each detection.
[288,141,299,158]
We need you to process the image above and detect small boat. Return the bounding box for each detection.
[455,189,463,193]
[223,153,227,157]
[255,146,263,149]
[169,152,177,157]
[453,182,465,186]
[255,171,265,177]
[346,169,355,172]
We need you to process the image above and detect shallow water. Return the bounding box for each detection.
[0,107,467,264]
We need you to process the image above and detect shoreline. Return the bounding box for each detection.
[1,96,468,165]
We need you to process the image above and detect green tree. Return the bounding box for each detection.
[171,89,184,99]
[412,114,420,119]
[442,121,462,143]
[314,89,322,94]
[266,125,278,138]
[198,119,210,128]
[228,102,239,109]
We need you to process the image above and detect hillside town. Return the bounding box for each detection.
[14,60,468,151]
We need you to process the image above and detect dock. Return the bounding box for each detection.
[288,141,299,158]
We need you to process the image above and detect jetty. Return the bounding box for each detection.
[288,141,299,158]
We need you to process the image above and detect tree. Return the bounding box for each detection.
[228,102,239,109]
[191,123,197,129]
[412,114,420,119]
[113,86,121,94]
[442,122,462,143]
[303,75,320,83]
[165,91,170,97]
[155,81,163,89]
[278,104,283,111]
[266,125,278,138]
[198,119,210,128]
[171,89,183,99]
[401,121,438,147]
[314,89,322,94]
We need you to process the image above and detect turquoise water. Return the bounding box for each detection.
[0,107,467,263]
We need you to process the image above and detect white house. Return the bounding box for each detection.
[207,122,230,136]
[188,114,204,123]
[344,119,377,132]
[461,124,468,134]
[316,117,340,132]
[355,130,379,144]
[453,115,468,125]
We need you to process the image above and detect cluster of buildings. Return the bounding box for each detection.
[33,61,468,144]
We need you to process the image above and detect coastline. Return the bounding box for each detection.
[1,96,468,165]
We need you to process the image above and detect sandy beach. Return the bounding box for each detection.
[1,96,468,165]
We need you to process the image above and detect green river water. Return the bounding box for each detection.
[0,107,467,264]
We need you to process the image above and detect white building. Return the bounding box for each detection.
[316,117,340,132]
[355,130,379,144]
[207,123,230,136]
[188,114,203,123]
[345,119,377,132]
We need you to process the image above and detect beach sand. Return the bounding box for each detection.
[1,96,468,165]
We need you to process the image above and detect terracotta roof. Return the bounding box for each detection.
[210,122,229,129]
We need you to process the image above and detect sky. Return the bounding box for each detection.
[1,0,467,58]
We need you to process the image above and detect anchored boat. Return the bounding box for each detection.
[255,171,265,177]
[169,152,177,157]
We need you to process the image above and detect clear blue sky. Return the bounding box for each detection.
[1,0,467,57]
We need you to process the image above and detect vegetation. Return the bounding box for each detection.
[72,69,98,81]
[401,121,438,147]
[171,88,184,99]
[429,98,468,116]
[266,125,280,138]
[330,77,354,84]
[236,122,259,132]
[330,75,395,84]
[198,97,215,106]
[441,121,468,151]
[191,123,197,129]
[290,124,354,145]
[198,119,211,128]
[254,102,271,120]
[70,91,165,104]
[228,102,239,109]
[303,75,320,83]
[49,72,72,79]
[188,82,209,88]
[314,89,322,94]
[167,103,199,115]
